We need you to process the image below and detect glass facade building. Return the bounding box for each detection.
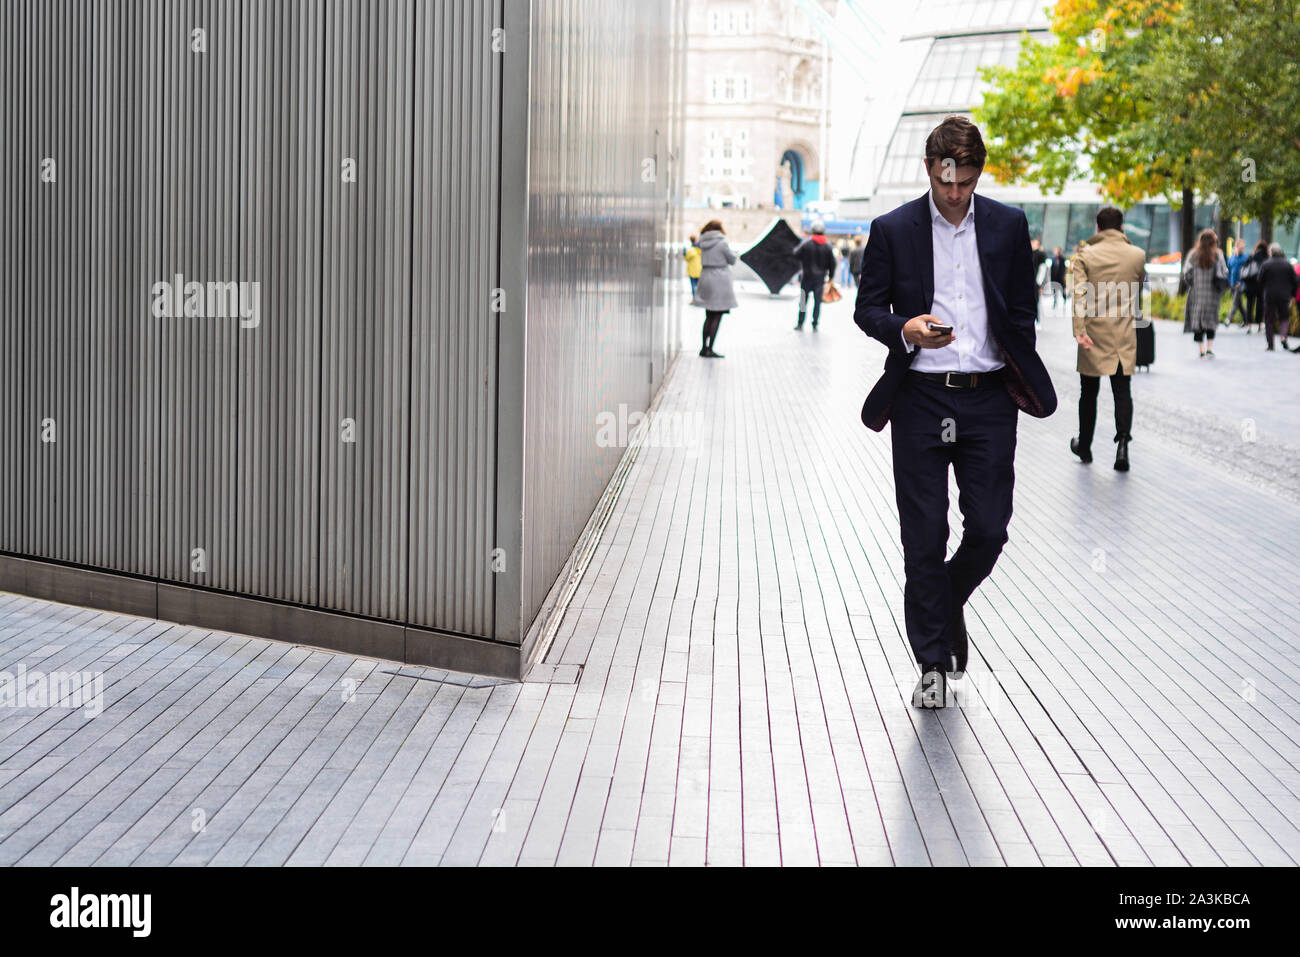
[865,0,1300,256]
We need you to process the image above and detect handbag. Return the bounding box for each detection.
[823,280,842,303]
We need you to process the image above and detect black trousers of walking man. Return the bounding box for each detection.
[1077,362,1133,448]
[890,375,1018,668]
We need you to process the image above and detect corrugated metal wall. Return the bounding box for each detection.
[517,0,686,632]
[0,0,502,640]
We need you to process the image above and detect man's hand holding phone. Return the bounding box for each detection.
[904,315,956,349]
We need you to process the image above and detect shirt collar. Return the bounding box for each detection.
[928,190,975,229]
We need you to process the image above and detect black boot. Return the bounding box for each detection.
[1070,438,1092,463]
[1114,436,1130,472]
[795,311,805,330]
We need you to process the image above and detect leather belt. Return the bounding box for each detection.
[908,369,1004,390]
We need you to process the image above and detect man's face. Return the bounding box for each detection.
[924,158,982,215]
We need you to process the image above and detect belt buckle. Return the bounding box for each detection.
[944,371,978,389]
[944,372,962,389]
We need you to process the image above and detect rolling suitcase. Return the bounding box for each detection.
[1135,320,1155,370]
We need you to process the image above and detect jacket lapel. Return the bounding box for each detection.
[912,194,934,311]
[973,194,996,298]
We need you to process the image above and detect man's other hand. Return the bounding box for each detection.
[904,315,956,349]
[1076,333,1094,350]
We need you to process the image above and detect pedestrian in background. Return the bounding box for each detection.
[693,220,737,358]
[683,235,702,300]
[1226,238,1249,325]
[1293,258,1300,352]
[1031,237,1048,301]
[1182,229,1228,358]
[849,236,865,288]
[837,238,852,285]
[793,220,837,331]
[1069,207,1145,472]
[1049,245,1068,311]
[1258,242,1299,352]
[1239,240,1268,334]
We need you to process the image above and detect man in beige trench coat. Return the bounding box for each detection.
[1069,206,1147,471]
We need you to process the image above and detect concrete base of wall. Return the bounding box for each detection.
[0,554,523,680]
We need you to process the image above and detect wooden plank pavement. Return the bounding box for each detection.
[0,285,1296,866]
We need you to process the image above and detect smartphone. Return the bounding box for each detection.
[926,321,954,336]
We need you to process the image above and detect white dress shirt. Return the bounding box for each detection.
[902,192,1005,373]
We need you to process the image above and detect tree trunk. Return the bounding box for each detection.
[1260,196,1275,244]
[1178,185,1196,294]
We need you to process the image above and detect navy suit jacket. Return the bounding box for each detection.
[853,192,1058,431]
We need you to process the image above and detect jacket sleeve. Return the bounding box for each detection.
[1006,211,1039,334]
[1070,248,1088,339]
[723,242,737,265]
[853,222,909,353]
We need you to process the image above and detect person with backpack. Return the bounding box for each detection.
[792,220,837,331]
[1239,240,1268,333]
[1226,238,1249,325]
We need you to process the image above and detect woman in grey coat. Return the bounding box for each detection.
[1182,228,1228,358]
[693,220,738,358]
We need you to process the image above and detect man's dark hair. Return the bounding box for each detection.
[1096,206,1124,231]
[924,116,987,169]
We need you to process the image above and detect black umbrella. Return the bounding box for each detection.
[741,218,802,294]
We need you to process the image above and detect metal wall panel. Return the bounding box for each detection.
[0,0,162,576]
[407,0,503,635]
[515,0,685,633]
[318,0,412,620]
[154,0,242,590]
[235,0,323,605]
[1,0,684,665]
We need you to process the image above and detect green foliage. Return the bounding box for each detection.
[1144,0,1300,232]
[976,1,1191,205]
[975,0,1300,229]
[1147,287,1236,322]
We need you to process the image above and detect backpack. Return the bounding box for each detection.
[1241,258,1262,283]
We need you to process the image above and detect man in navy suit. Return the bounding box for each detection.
[853,116,1057,709]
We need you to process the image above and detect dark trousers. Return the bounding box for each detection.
[1243,289,1260,326]
[890,377,1019,669]
[689,277,698,297]
[1228,284,1248,323]
[798,284,824,326]
[1263,297,1290,348]
[1078,363,1132,449]
[702,310,724,350]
